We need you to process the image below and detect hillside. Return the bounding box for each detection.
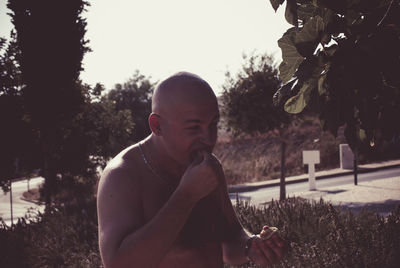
[214,115,347,185]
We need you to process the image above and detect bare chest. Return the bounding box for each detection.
[140,174,228,252]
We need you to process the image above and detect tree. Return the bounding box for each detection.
[271,0,400,154]
[0,35,40,192]
[78,83,135,169]
[106,70,155,143]
[43,82,135,206]
[7,0,91,205]
[221,53,292,200]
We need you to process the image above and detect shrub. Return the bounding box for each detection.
[227,197,400,268]
[0,199,102,268]
[1,197,399,267]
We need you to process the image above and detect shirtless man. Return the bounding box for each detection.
[97,72,286,268]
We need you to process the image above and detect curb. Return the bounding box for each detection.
[20,197,43,206]
[228,162,400,193]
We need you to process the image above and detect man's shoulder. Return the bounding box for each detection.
[99,143,145,187]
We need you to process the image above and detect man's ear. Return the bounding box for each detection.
[149,113,162,136]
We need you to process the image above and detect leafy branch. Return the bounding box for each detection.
[270,0,400,150]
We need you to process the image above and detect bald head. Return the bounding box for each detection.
[148,72,220,167]
[152,72,217,117]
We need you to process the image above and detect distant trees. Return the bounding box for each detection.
[222,53,290,135]
[107,70,155,143]
[221,53,292,200]
[270,0,400,154]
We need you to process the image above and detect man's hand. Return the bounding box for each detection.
[247,226,286,267]
[177,151,221,202]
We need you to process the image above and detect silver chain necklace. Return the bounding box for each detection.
[138,142,175,189]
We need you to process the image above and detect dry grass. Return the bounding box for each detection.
[215,115,346,185]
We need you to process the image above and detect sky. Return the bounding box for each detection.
[0,0,290,96]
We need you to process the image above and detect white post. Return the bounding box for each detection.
[303,150,320,191]
[308,162,316,190]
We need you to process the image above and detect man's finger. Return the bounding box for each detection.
[271,233,285,248]
[252,241,271,267]
[264,236,284,260]
[256,239,278,265]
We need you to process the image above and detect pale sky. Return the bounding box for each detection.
[0,0,290,95]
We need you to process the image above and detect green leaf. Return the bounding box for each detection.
[270,0,285,12]
[297,4,317,23]
[318,72,327,96]
[278,28,304,83]
[285,0,298,26]
[284,80,315,114]
[313,0,346,14]
[294,16,325,56]
[324,44,338,57]
[273,78,297,107]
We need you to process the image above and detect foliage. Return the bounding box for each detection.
[2,2,136,197]
[30,82,135,202]
[227,197,400,267]
[0,199,102,268]
[0,33,21,96]
[78,83,135,169]
[214,115,345,185]
[271,0,400,151]
[221,53,290,136]
[106,70,155,143]
[0,35,40,191]
[1,196,399,267]
[8,0,91,126]
[7,0,91,203]
[221,52,295,200]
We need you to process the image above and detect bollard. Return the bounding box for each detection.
[340,144,354,169]
[303,150,320,191]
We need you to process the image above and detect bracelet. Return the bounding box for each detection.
[244,235,257,263]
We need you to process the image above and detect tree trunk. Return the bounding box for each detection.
[280,140,286,201]
[354,146,358,185]
[42,128,57,207]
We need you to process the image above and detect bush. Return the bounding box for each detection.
[0,199,102,268]
[1,197,399,267]
[227,197,400,268]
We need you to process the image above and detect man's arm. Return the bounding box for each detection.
[97,152,220,268]
[219,173,253,265]
[220,172,286,266]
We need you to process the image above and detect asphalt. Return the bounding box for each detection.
[228,159,400,216]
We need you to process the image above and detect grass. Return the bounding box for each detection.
[214,115,346,185]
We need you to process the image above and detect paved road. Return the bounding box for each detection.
[0,177,45,226]
[1,166,399,226]
[229,166,400,207]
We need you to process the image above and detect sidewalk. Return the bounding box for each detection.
[289,176,400,216]
[228,159,400,216]
[228,159,400,193]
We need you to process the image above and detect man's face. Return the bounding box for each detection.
[160,94,219,167]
